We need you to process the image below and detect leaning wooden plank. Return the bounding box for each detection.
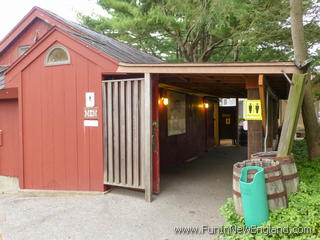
[277,73,306,157]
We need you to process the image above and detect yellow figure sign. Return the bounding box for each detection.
[245,100,262,120]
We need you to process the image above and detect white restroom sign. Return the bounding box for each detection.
[245,100,262,120]
[85,92,95,107]
[84,107,98,119]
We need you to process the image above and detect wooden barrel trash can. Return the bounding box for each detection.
[233,159,287,216]
[251,151,299,195]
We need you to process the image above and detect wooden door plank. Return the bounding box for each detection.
[119,81,126,184]
[140,80,145,188]
[126,81,133,186]
[112,82,120,184]
[132,80,140,187]
[106,82,114,183]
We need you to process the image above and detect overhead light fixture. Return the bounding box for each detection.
[204,103,209,109]
[162,97,169,106]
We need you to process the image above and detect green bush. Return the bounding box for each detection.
[218,140,320,239]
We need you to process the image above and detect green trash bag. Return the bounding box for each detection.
[240,166,269,227]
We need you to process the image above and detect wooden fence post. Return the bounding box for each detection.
[144,73,153,202]
[277,73,306,156]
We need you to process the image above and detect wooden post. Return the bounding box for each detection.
[273,99,280,150]
[267,96,274,149]
[258,75,267,132]
[277,73,306,157]
[214,102,220,146]
[247,85,264,158]
[144,73,153,202]
[235,98,239,145]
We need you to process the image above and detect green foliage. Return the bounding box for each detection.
[79,0,320,64]
[313,71,320,101]
[292,139,309,161]
[219,140,320,240]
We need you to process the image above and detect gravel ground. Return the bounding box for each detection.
[0,146,247,240]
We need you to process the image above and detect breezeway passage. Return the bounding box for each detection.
[0,146,246,240]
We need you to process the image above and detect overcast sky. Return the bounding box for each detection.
[0,0,105,40]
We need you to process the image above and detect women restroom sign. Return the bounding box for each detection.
[244,100,262,120]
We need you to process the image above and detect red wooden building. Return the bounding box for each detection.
[0,7,300,201]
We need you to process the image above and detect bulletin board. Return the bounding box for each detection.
[167,91,186,136]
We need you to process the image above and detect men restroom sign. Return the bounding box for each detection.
[245,100,262,120]
[84,107,98,119]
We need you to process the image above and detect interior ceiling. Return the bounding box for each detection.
[159,74,290,99]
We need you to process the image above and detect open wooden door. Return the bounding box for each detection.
[102,74,153,201]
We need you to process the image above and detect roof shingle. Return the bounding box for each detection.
[0,66,8,73]
[46,9,163,64]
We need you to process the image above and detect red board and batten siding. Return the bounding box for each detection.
[159,91,215,168]
[0,100,19,177]
[5,29,119,191]
[152,74,160,193]
[0,19,51,66]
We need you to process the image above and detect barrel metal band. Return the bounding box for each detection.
[233,164,281,174]
[233,190,287,200]
[283,172,299,180]
[233,174,283,183]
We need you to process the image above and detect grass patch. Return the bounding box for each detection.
[218,140,320,239]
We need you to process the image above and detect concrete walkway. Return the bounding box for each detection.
[0,146,247,240]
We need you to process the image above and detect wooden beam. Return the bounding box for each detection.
[158,83,218,97]
[258,75,267,132]
[246,78,259,89]
[160,76,247,84]
[117,62,301,74]
[144,73,153,202]
[277,73,306,156]
[0,87,18,99]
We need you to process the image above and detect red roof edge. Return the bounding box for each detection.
[0,7,40,51]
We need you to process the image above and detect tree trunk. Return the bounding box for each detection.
[290,0,320,159]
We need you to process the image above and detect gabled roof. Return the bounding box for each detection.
[0,6,163,64]
[44,9,163,64]
[5,27,120,77]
